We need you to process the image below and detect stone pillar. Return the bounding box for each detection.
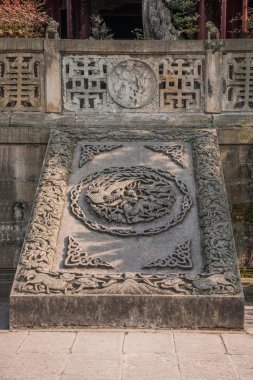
[44,39,61,113]
[205,48,222,113]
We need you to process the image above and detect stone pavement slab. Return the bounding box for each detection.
[61,355,121,380]
[178,352,239,380]
[222,333,253,354]
[1,352,68,380]
[123,332,175,354]
[18,332,77,354]
[231,354,253,380]
[174,332,226,354]
[122,353,180,380]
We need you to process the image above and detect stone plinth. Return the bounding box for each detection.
[9,128,244,329]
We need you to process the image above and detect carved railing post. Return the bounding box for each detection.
[204,40,223,113]
[44,39,61,113]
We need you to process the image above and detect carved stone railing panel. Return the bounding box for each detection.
[62,56,108,112]
[222,53,253,112]
[159,57,204,112]
[62,55,204,113]
[0,53,44,111]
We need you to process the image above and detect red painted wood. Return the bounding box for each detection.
[67,0,73,39]
[80,0,91,39]
[242,0,248,33]
[198,0,206,39]
[221,0,227,38]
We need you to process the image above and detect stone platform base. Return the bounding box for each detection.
[9,127,244,329]
[10,294,244,329]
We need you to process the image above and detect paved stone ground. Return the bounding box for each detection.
[0,303,252,380]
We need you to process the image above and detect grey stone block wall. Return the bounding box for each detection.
[0,144,47,299]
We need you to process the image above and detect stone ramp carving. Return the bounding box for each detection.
[9,128,244,329]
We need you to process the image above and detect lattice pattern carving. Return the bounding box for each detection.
[63,56,107,111]
[0,53,43,111]
[222,53,253,111]
[159,57,203,112]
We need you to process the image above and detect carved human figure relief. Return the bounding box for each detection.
[142,238,192,269]
[108,60,157,108]
[79,144,122,167]
[145,144,185,167]
[64,236,114,269]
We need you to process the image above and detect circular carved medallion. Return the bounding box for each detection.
[86,168,176,224]
[108,60,157,108]
[70,167,193,237]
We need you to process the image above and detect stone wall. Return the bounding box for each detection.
[0,144,47,299]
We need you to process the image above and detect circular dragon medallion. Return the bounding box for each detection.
[70,167,193,237]
[108,60,157,109]
[86,168,176,224]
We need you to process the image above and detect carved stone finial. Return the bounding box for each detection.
[46,19,60,39]
[205,21,223,53]
[142,0,179,40]
[206,21,220,41]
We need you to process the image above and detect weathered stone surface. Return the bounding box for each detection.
[9,127,244,328]
[205,51,222,113]
[122,353,180,380]
[178,353,238,380]
[215,114,253,128]
[44,40,61,113]
[75,113,212,127]
[0,53,44,112]
[174,333,225,353]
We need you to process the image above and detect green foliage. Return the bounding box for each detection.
[131,28,144,40]
[90,14,114,40]
[165,0,199,39]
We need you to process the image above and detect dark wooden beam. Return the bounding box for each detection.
[242,0,248,33]
[198,0,206,39]
[66,0,73,39]
[221,0,227,38]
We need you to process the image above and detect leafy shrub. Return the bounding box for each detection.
[90,14,114,40]
[0,0,49,38]
[165,0,199,39]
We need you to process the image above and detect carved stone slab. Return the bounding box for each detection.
[9,128,244,329]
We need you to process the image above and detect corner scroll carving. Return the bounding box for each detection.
[64,236,114,269]
[142,238,192,269]
[145,144,185,168]
[79,144,122,167]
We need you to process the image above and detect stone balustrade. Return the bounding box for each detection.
[0,38,253,114]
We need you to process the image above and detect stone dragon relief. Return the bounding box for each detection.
[70,166,192,236]
[13,129,242,296]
